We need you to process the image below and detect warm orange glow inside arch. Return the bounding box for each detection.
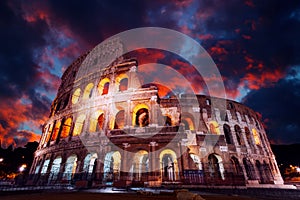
[252,128,261,145]
[132,104,149,126]
[61,117,72,138]
[89,110,104,132]
[73,114,86,136]
[98,77,110,95]
[72,88,81,104]
[209,121,220,134]
[181,113,195,130]
[83,83,94,99]
[51,121,61,141]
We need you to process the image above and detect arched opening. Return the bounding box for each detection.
[119,78,128,91]
[51,121,61,141]
[97,113,105,131]
[114,110,125,129]
[208,121,220,134]
[83,83,94,99]
[71,88,81,104]
[89,110,104,132]
[263,161,273,183]
[103,151,121,184]
[73,114,86,136]
[63,155,77,181]
[252,128,261,145]
[243,158,255,180]
[135,108,149,127]
[245,127,253,146]
[159,149,179,181]
[231,156,242,175]
[41,159,50,174]
[234,125,243,145]
[130,150,149,181]
[208,154,225,180]
[49,156,62,182]
[256,160,264,183]
[223,124,232,144]
[98,78,110,95]
[61,117,72,138]
[115,74,129,92]
[83,153,98,180]
[164,115,172,126]
[181,113,195,130]
[132,104,149,127]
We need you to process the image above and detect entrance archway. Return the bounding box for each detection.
[159,149,179,181]
[103,151,121,184]
[208,154,225,180]
[130,150,149,181]
[49,156,62,182]
[63,155,77,181]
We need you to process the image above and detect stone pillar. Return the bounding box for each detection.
[149,142,159,180]
[120,143,131,181]
[126,100,131,128]
[150,96,158,126]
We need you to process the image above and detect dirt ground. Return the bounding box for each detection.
[0,192,266,200]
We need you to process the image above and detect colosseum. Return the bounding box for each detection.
[29,38,284,189]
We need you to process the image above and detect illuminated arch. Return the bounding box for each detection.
[51,120,61,141]
[208,121,220,134]
[83,153,98,173]
[98,77,110,95]
[103,151,121,182]
[181,113,195,130]
[115,73,129,92]
[71,88,81,104]
[73,114,86,136]
[132,104,149,127]
[49,156,62,181]
[89,110,104,132]
[130,150,149,181]
[61,117,72,138]
[63,154,77,180]
[82,83,94,99]
[159,149,179,181]
[252,128,261,145]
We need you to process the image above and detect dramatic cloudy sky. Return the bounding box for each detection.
[0,0,299,147]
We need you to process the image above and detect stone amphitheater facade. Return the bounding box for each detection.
[29,41,283,188]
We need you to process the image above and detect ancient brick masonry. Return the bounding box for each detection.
[29,41,284,188]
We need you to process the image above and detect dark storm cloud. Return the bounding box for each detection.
[0,1,47,99]
[243,73,300,144]
[46,0,147,47]
[0,0,52,146]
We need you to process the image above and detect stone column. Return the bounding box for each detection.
[149,141,159,180]
[125,100,131,128]
[150,96,158,126]
[120,143,131,181]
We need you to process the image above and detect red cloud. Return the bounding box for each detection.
[0,98,44,148]
[242,70,284,90]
